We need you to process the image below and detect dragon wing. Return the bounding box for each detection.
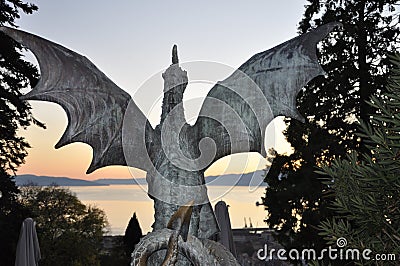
[0,27,153,174]
[192,22,341,169]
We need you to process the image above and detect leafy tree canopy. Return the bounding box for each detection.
[19,185,109,266]
[0,1,41,265]
[319,53,400,265]
[0,0,44,173]
[262,0,400,259]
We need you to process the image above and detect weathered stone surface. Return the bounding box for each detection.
[0,22,341,265]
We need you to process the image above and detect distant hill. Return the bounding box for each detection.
[94,178,147,185]
[94,172,267,186]
[16,171,268,187]
[15,174,108,187]
[205,171,267,187]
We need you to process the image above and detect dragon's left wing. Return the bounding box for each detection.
[0,27,153,174]
[191,22,341,169]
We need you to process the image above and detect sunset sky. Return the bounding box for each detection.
[15,1,306,180]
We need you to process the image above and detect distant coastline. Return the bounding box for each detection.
[15,171,268,187]
[15,174,109,187]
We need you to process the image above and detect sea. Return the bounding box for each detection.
[68,184,267,235]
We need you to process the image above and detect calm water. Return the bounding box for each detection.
[69,185,267,235]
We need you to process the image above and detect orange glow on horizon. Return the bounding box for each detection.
[17,102,291,180]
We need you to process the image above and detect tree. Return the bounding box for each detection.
[0,169,31,266]
[0,1,42,265]
[97,212,145,265]
[0,0,43,172]
[124,212,143,257]
[319,53,400,265]
[261,0,400,258]
[19,185,109,266]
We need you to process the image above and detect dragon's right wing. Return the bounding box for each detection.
[191,22,341,169]
[0,27,153,174]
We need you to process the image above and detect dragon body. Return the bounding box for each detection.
[0,22,341,265]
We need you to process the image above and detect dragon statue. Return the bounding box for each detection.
[0,22,341,265]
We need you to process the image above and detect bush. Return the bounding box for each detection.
[19,185,109,266]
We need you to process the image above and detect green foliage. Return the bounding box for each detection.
[319,53,400,265]
[20,185,109,266]
[262,0,400,261]
[0,1,41,265]
[0,169,30,266]
[99,236,131,266]
[99,213,143,265]
[0,0,43,173]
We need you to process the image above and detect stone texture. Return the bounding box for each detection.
[0,22,342,265]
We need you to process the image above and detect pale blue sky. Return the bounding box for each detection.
[16,1,308,179]
[17,1,306,95]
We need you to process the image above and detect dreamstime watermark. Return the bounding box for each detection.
[257,237,398,262]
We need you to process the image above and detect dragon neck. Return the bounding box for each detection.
[160,57,188,125]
